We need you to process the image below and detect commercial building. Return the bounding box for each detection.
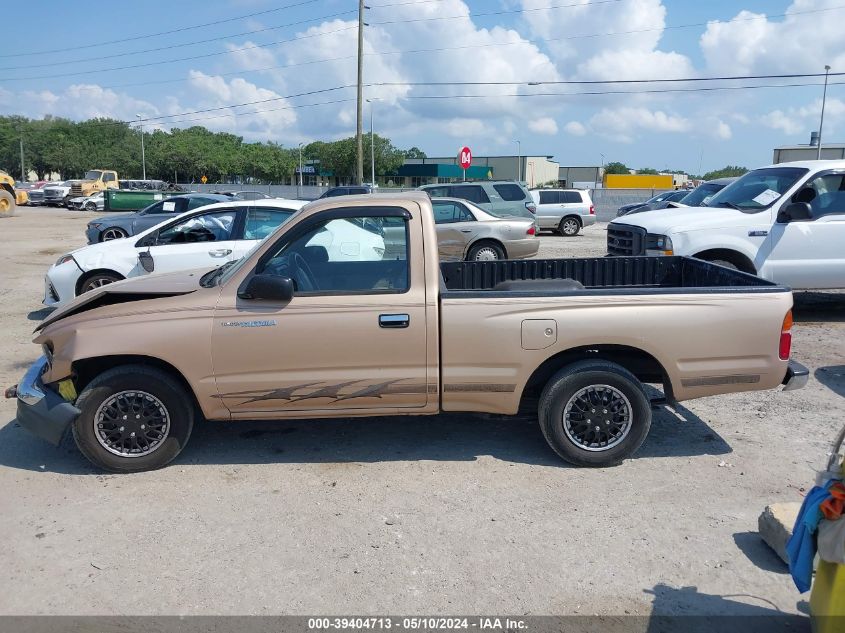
[398,154,562,188]
[773,142,845,163]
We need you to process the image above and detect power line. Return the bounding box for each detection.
[370,0,624,25]
[0,0,323,59]
[45,3,845,94]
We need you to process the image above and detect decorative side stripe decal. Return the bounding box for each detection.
[681,374,761,387]
[443,383,516,393]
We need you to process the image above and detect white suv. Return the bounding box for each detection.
[530,189,596,236]
[607,160,845,289]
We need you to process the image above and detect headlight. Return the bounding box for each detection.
[88,222,102,229]
[645,234,674,255]
[55,254,75,266]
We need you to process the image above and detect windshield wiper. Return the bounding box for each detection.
[199,260,237,288]
[716,201,742,210]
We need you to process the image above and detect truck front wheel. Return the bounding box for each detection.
[0,189,15,217]
[72,365,195,473]
[538,360,651,466]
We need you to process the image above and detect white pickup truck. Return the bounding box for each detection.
[607,160,845,289]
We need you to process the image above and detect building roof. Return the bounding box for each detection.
[774,143,845,150]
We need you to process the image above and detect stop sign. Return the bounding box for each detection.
[458,146,472,170]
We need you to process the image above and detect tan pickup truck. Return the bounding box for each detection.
[7,192,808,472]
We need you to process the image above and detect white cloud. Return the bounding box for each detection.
[1,84,161,125]
[590,106,691,142]
[701,1,845,74]
[716,120,732,140]
[444,118,488,137]
[564,121,587,136]
[761,98,845,137]
[528,117,559,135]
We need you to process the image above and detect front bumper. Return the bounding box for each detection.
[782,360,810,391]
[9,357,80,445]
[43,260,82,307]
[85,226,101,244]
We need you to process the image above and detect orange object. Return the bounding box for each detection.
[821,482,845,520]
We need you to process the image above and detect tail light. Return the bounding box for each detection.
[589,205,595,215]
[526,225,536,236]
[525,201,536,214]
[779,310,793,360]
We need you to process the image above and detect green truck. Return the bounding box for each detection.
[103,188,184,212]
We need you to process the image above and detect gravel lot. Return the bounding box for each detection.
[0,206,843,619]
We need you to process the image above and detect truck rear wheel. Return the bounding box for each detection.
[538,360,651,466]
[72,365,194,473]
[0,189,15,217]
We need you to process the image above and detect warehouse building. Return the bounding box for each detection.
[773,133,845,163]
[398,154,562,188]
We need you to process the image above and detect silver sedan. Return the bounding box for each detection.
[431,197,539,261]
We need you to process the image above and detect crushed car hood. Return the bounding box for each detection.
[36,269,208,332]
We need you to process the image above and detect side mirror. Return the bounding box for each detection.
[238,274,294,302]
[777,202,812,223]
[138,250,155,273]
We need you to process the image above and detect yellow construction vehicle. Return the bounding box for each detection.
[0,171,27,217]
[71,169,119,200]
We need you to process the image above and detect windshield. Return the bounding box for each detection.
[706,167,808,213]
[84,170,102,180]
[680,183,725,207]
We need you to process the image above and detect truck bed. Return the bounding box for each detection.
[440,256,785,295]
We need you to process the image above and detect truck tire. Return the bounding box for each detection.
[559,216,581,236]
[538,360,651,467]
[0,189,15,217]
[467,241,505,261]
[72,365,194,473]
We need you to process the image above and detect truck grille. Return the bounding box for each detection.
[71,184,83,196]
[44,189,63,200]
[607,224,646,256]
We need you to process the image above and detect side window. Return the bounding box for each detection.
[455,202,475,222]
[562,191,582,204]
[260,214,409,293]
[432,202,460,224]
[102,172,116,183]
[244,207,295,240]
[156,211,237,245]
[424,186,449,197]
[799,173,845,218]
[539,191,559,204]
[453,185,490,205]
[493,183,526,201]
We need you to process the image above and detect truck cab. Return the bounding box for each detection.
[73,169,119,199]
[607,160,845,289]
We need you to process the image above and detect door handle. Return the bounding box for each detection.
[460,229,472,233]
[379,313,409,328]
[748,230,769,237]
[209,248,233,257]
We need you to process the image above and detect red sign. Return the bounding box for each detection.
[458,146,472,170]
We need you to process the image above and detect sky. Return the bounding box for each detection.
[1,0,844,174]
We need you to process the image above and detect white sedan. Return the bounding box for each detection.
[45,199,307,307]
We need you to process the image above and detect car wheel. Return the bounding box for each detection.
[559,217,581,236]
[85,202,97,211]
[72,365,194,473]
[100,227,128,241]
[79,272,122,294]
[467,242,505,261]
[538,360,652,467]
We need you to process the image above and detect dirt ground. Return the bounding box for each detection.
[0,206,843,619]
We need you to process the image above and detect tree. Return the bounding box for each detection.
[702,165,748,181]
[604,161,630,175]
[637,167,659,175]
[403,147,426,159]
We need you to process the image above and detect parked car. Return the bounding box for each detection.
[431,197,538,261]
[606,160,845,289]
[229,191,274,201]
[616,190,688,217]
[617,179,738,217]
[85,193,230,243]
[10,192,807,472]
[529,189,596,235]
[42,181,79,207]
[70,191,105,211]
[26,182,48,206]
[45,199,307,307]
[318,185,375,199]
[419,181,536,223]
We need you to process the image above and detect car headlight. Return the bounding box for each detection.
[88,222,102,229]
[55,254,75,266]
[645,234,674,255]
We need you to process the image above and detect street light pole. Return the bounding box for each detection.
[136,114,146,180]
[355,0,365,185]
[19,133,25,182]
[515,140,521,182]
[367,98,377,186]
[298,142,304,199]
[818,64,832,160]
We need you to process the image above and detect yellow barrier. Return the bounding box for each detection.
[810,560,845,632]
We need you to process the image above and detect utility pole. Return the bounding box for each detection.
[356,0,365,185]
[514,140,521,182]
[136,114,146,180]
[368,99,377,186]
[818,64,832,160]
[19,130,25,182]
[298,142,304,199]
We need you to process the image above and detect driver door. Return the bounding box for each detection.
[760,171,845,289]
[211,206,430,417]
[142,208,242,275]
